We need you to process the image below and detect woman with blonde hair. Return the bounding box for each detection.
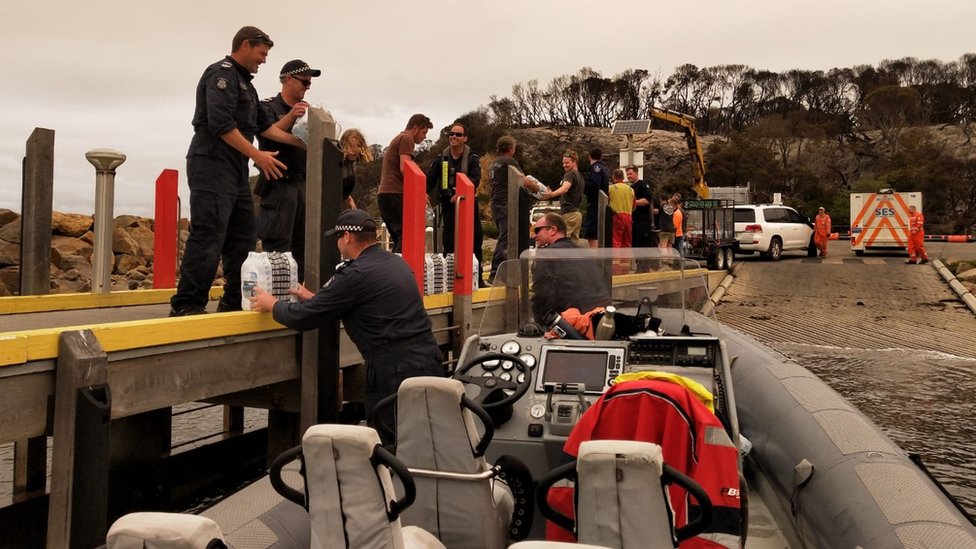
[339,128,373,209]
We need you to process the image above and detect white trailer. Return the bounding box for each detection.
[850,189,922,255]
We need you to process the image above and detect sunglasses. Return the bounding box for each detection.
[448,132,466,137]
[292,77,312,87]
[533,225,554,235]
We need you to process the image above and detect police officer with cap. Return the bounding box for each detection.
[249,209,444,425]
[255,59,321,278]
[170,26,307,316]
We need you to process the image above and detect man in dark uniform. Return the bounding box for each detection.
[424,122,486,286]
[170,26,306,316]
[249,209,444,425]
[626,165,657,248]
[529,213,611,324]
[255,59,321,278]
[582,148,609,248]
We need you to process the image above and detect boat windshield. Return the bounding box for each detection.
[478,247,719,339]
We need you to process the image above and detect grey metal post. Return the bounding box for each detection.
[597,190,609,247]
[85,149,126,293]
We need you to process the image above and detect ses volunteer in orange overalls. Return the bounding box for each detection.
[907,204,929,264]
[814,207,831,258]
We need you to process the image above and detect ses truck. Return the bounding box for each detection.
[850,189,922,256]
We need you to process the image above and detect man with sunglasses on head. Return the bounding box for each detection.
[254,59,321,279]
[425,122,486,286]
[170,26,306,317]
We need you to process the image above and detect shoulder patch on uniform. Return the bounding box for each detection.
[261,97,274,103]
[239,82,248,90]
[215,77,228,90]
[220,61,232,68]
[594,165,602,172]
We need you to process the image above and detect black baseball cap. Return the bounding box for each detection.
[280,59,321,78]
[324,209,377,236]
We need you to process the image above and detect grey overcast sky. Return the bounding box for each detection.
[2,0,973,217]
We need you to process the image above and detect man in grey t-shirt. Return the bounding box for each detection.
[539,150,584,242]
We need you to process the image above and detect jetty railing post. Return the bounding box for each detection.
[152,169,179,288]
[402,160,427,294]
[300,108,341,434]
[452,174,475,359]
[15,127,55,498]
[505,165,532,330]
[85,149,127,293]
[47,330,111,549]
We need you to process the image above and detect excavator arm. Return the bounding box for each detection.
[650,108,709,199]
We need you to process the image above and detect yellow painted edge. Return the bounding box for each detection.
[0,334,28,366]
[5,311,283,365]
[612,268,707,285]
[0,286,225,315]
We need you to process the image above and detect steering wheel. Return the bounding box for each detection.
[453,352,531,412]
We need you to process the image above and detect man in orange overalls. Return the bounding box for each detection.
[907,204,929,264]
[814,206,831,258]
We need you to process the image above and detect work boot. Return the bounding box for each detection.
[169,304,208,317]
[905,259,917,264]
[216,299,242,313]
[919,258,929,264]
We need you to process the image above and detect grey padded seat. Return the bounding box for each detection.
[574,440,675,548]
[393,377,515,549]
[106,512,226,549]
[302,424,445,549]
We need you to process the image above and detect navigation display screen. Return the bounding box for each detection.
[540,349,608,392]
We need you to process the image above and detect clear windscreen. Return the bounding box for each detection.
[479,247,718,339]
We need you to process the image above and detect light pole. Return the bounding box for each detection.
[85,148,126,293]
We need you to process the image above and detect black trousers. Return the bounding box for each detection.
[364,336,444,443]
[257,178,306,276]
[377,193,403,253]
[490,202,508,277]
[440,197,484,280]
[172,186,256,310]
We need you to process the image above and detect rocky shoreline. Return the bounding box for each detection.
[0,208,190,296]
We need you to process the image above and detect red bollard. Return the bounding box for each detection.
[153,169,179,289]
[454,174,475,296]
[402,160,426,294]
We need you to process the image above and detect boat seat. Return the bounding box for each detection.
[374,376,532,548]
[538,440,711,549]
[106,512,226,549]
[272,424,445,549]
[545,378,742,548]
[509,542,611,548]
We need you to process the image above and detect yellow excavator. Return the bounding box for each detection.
[649,107,710,199]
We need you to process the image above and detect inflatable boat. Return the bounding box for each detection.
[104,249,976,549]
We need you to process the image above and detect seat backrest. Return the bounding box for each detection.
[394,376,511,549]
[303,424,407,549]
[575,440,675,548]
[106,512,225,549]
[560,379,742,549]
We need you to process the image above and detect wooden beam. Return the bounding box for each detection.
[20,128,55,296]
[47,330,110,549]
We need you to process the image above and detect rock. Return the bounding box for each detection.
[114,215,143,230]
[80,230,95,245]
[53,278,88,294]
[61,254,93,282]
[0,219,21,244]
[956,268,976,282]
[63,268,81,281]
[126,224,155,260]
[0,209,18,227]
[0,238,19,266]
[126,269,147,281]
[52,235,93,261]
[113,227,140,256]
[115,254,146,274]
[0,266,18,295]
[179,218,190,232]
[51,212,93,237]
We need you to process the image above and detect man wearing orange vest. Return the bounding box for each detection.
[814,206,831,258]
[907,204,929,264]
